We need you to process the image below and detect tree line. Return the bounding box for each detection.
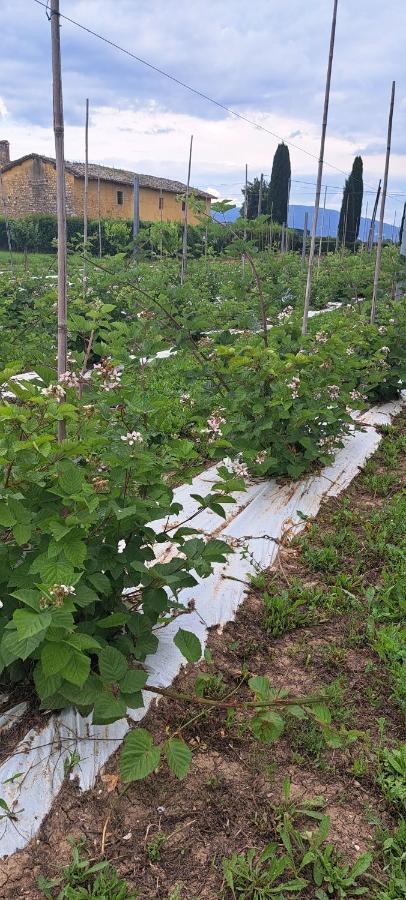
[241,143,373,251]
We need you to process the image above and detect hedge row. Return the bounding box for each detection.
[0,214,309,258]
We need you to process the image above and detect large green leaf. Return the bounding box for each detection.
[174,628,202,663]
[62,648,91,686]
[57,461,86,496]
[41,641,71,676]
[120,729,161,782]
[92,693,127,725]
[165,738,192,780]
[13,608,52,639]
[0,628,44,666]
[250,710,285,744]
[63,532,87,568]
[98,646,128,683]
[33,664,62,700]
[119,668,147,693]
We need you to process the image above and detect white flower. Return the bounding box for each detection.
[346,347,354,356]
[255,450,267,465]
[59,371,80,388]
[350,389,362,401]
[315,330,328,344]
[117,539,126,554]
[0,600,3,608]
[378,326,387,335]
[277,305,293,322]
[121,431,144,446]
[180,392,194,406]
[328,384,340,400]
[233,459,250,478]
[380,346,390,355]
[287,376,300,399]
[41,384,65,402]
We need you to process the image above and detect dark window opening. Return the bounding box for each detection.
[117,190,124,205]
[159,196,164,210]
[182,201,186,211]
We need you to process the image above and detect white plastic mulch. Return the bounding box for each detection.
[0,396,403,858]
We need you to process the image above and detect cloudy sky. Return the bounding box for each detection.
[1,0,405,222]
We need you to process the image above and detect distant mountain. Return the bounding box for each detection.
[211,203,399,242]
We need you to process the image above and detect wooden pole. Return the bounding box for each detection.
[302,0,338,335]
[301,211,308,269]
[83,97,89,293]
[242,162,248,276]
[362,200,369,247]
[132,175,140,259]
[159,187,163,259]
[318,185,327,269]
[180,134,193,284]
[367,180,381,251]
[97,175,102,257]
[50,0,67,442]
[257,173,263,218]
[0,172,14,273]
[371,81,395,324]
[342,191,349,251]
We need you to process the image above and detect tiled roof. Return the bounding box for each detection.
[0,154,213,198]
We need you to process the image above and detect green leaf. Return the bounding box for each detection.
[73,583,100,608]
[311,704,332,725]
[92,693,127,725]
[174,628,202,663]
[30,556,74,585]
[0,503,17,527]
[88,573,111,595]
[0,628,44,665]
[250,710,285,744]
[120,691,144,709]
[57,461,86,495]
[165,738,192,780]
[65,634,101,651]
[349,853,373,880]
[41,641,71,676]
[119,669,147,693]
[13,608,51,639]
[33,664,62,700]
[248,675,272,700]
[99,646,128,683]
[97,612,129,628]
[11,589,41,610]
[120,729,161,782]
[13,523,32,545]
[63,533,87,568]
[63,649,91,686]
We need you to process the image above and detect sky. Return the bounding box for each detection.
[1,0,405,223]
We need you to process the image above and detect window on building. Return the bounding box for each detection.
[159,196,164,210]
[117,190,124,206]
[182,201,186,211]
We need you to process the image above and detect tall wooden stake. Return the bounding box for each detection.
[0,172,14,273]
[242,163,248,276]
[97,175,102,257]
[83,97,89,294]
[367,180,381,251]
[302,0,338,335]
[362,200,369,247]
[132,175,140,259]
[370,81,395,324]
[318,185,327,269]
[257,173,263,218]
[301,211,308,269]
[50,0,67,442]
[180,134,193,284]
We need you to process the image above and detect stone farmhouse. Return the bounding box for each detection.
[0,141,212,225]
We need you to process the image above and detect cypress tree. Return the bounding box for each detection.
[338,156,363,249]
[241,177,268,219]
[266,143,291,225]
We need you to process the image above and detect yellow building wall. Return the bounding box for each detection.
[73,177,210,225]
